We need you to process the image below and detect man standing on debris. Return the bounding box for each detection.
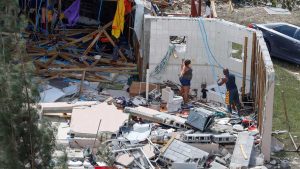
[179,59,192,104]
[217,68,241,115]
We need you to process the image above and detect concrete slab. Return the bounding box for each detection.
[70,103,129,137]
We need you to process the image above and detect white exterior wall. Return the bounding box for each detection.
[143,16,275,161]
[257,32,275,161]
[146,16,254,93]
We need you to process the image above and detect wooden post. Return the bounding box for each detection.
[198,0,202,16]
[228,0,234,13]
[210,0,217,18]
[58,0,62,23]
[250,33,256,99]
[35,0,38,31]
[46,0,49,35]
[242,36,248,98]
[79,70,86,96]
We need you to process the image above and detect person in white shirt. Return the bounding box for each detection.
[204,1,212,18]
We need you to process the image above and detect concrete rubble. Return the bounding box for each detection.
[39,83,272,169]
[23,0,275,168]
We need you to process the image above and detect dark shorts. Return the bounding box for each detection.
[229,89,240,105]
[180,78,191,86]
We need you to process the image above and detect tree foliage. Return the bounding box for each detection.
[0,1,55,169]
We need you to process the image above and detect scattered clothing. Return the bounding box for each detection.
[204,6,211,18]
[64,0,81,26]
[112,0,125,38]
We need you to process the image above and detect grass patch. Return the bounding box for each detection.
[273,63,300,137]
[231,42,243,60]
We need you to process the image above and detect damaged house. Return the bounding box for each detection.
[19,0,275,168]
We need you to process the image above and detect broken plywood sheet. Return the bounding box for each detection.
[70,103,128,137]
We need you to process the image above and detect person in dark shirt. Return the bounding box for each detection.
[217,68,241,115]
[179,59,192,104]
[201,83,208,102]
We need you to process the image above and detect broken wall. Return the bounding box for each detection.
[144,16,254,92]
[143,16,275,161]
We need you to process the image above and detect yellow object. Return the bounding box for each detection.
[59,13,64,20]
[240,144,248,160]
[225,91,230,105]
[48,11,53,22]
[112,0,125,38]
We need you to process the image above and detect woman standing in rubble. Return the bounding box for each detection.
[179,59,193,104]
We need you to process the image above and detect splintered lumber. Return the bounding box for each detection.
[103,30,127,62]
[39,67,136,72]
[91,58,136,67]
[82,32,103,57]
[59,21,112,49]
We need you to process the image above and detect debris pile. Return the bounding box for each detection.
[41,83,268,169]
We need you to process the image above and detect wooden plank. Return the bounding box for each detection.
[60,29,99,48]
[210,0,217,18]
[82,32,103,57]
[79,70,86,96]
[250,33,257,99]
[59,53,87,67]
[242,36,248,98]
[103,30,127,62]
[228,0,234,13]
[45,54,59,67]
[61,73,111,82]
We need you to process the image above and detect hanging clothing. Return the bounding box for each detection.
[112,0,125,39]
[63,0,81,26]
[124,0,132,14]
[204,6,212,18]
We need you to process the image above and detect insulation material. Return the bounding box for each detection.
[125,123,152,143]
[70,103,129,137]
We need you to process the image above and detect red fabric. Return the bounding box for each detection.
[124,0,132,14]
[100,38,109,43]
[94,167,111,169]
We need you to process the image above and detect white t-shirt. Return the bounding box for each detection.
[204,6,211,17]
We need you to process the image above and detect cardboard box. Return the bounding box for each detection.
[129,82,159,97]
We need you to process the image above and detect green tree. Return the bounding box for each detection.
[0,0,55,168]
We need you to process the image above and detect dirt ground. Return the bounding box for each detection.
[217,3,300,26]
